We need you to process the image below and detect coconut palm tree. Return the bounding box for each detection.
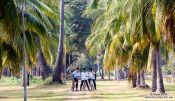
[52,0,64,83]
[85,0,175,93]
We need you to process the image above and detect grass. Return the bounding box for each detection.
[0,77,175,101]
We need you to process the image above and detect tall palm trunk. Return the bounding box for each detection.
[152,46,157,92]
[21,0,27,100]
[156,44,165,93]
[52,0,64,83]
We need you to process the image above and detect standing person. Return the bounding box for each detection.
[71,68,80,91]
[88,68,96,90]
[80,68,90,91]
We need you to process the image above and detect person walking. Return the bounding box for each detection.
[88,68,96,90]
[71,68,80,91]
[80,68,90,91]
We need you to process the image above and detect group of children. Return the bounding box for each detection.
[71,67,96,91]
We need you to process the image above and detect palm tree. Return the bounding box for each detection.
[1,0,60,100]
[21,0,27,100]
[0,0,58,76]
[85,0,175,93]
[52,0,64,83]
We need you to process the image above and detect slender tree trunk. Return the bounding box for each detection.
[27,72,29,86]
[21,0,27,100]
[0,44,2,79]
[114,68,119,82]
[101,67,104,79]
[156,44,165,93]
[0,70,1,79]
[140,69,146,86]
[116,69,120,83]
[136,70,140,86]
[152,47,157,92]
[114,68,117,80]
[52,0,64,83]
[69,53,71,66]
[97,54,102,77]
[108,70,110,80]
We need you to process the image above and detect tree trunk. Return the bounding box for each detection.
[152,46,157,92]
[116,69,119,83]
[27,72,29,86]
[108,70,110,80]
[114,68,120,82]
[140,69,146,86]
[156,44,165,93]
[97,54,102,77]
[0,70,1,79]
[136,70,140,86]
[21,0,27,100]
[38,50,49,81]
[2,67,9,77]
[119,69,124,79]
[132,72,137,88]
[0,44,2,79]
[114,68,117,80]
[52,0,64,83]
[101,67,104,79]
[36,67,41,76]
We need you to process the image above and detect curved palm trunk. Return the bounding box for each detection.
[52,0,64,83]
[38,50,49,81]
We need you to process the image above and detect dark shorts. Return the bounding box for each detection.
[73,78,78,82]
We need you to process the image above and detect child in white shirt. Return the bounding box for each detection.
[80,68,90,91]
[71,68,80,91]
[88,68,96,90]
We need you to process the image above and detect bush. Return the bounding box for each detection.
[30,76,43,84]
[0,76,21,85]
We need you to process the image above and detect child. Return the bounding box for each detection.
[80,68,90,91]
[88,68,96,90]
[71,68,80,91]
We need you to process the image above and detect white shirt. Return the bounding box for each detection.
[89,71,95,79]
[81,72,88,80]
[72,71,80,78]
